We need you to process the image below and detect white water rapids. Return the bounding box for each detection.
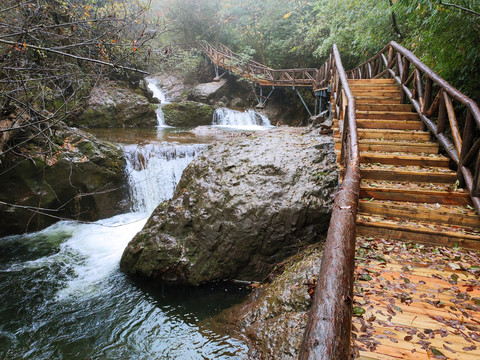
[213,107,272,130]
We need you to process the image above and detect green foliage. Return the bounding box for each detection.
[154,48,204,84]
[156,0,480,100]
[394,0,480,100]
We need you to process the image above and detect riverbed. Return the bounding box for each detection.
[0,82,275,359]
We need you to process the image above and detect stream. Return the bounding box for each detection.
[0,80,274,359]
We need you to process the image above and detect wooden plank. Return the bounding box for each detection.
[357,225,480,249]
[334,140,439,154]
[357,218,480,241]
[359,153,450,167]
[358,200,480,227]
[356,129,431,141]
[356,104,412,112]
[335,119,422,130]
[359,186,473,206]
[356,111,419,121]
[356,97,402,104]
[359,168,457,183]
[349,79,395,84]
[349,85,399,91]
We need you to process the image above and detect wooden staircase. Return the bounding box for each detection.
[333,78,480,360]
[334,78,480,248]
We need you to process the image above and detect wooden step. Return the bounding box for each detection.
[356,103,412,112]
[352,91,401,99]
[356,111,419,121]
[356,216,480,249]
[335,151,450,167]
[348,79,395,84]
[358,199,480,228]
[334,129,432,142]
[359,164,457,183]
[333,119,421,130]
[358,152,450,167]
[335,139,439,154]
[355,97,401,104]
[356,120,421,130]
[360,182,472,206]
[349,83,398,88]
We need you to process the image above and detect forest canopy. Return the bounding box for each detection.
[157,0,480,100]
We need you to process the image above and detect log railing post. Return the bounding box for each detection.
[300,44,360,360]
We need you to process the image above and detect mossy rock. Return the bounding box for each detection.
[162,101,214,127]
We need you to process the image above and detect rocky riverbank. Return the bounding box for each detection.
[120,126,337,285]
[0,124,127,236]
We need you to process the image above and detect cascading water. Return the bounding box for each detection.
[212,107,272,130]
[0,142,247,359]
[146,78,170,127]
[124,143,202,213]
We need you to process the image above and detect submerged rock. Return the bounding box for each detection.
[0,125,127,236]
[120,127,337,285]
[162,101,215,127]
[77,81,156,128]
[205,243,324,359]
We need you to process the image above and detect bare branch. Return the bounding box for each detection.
[0,38,150,74]
[439,1,480,17]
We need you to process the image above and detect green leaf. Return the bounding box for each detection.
[353,307,365,317]
[430,347,446,357]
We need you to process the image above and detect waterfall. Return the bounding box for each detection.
[212,108,272,130]
[146,78,170,127]
[41,142,202,299]
[124,143,203,214]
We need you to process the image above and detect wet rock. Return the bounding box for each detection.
[205,243,324,359]
[77,81,156,128]
[120,127,337,285]
[0,125,128,236]
[189,80,228,104]
[162,101,215,127]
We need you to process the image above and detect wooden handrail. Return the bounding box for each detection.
[347,41,480,213]
[198,41,322,89]
[299,44,361,360]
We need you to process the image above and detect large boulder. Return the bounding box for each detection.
[205,243,324,359]
[162,101,215,127]
[120,127,337,285]
[0,125,128,236]
[77,81,156,128]
[188,79,228,104]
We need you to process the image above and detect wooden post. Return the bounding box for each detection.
[457,110,475,187]
[443,92,462,156]
[437,90,447,134]
[386,46,394,78]
[400,58,410,104]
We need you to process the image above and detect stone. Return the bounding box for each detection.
[120,127,337,285]
[205,243,324,359]
[162,101,215,127]
[189,80,228,104]
[77,81,156,128]
[0,125,128,236]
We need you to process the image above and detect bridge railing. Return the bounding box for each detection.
[199,41,321,89]
[347,41,480,215]
[299,45,361,360]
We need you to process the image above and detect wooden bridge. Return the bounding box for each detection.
[197,41,329,113]
[187,40,480,359]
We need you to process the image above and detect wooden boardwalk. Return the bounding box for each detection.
[333,78,480,359]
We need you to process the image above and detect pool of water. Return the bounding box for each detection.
[0,214,248,359]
